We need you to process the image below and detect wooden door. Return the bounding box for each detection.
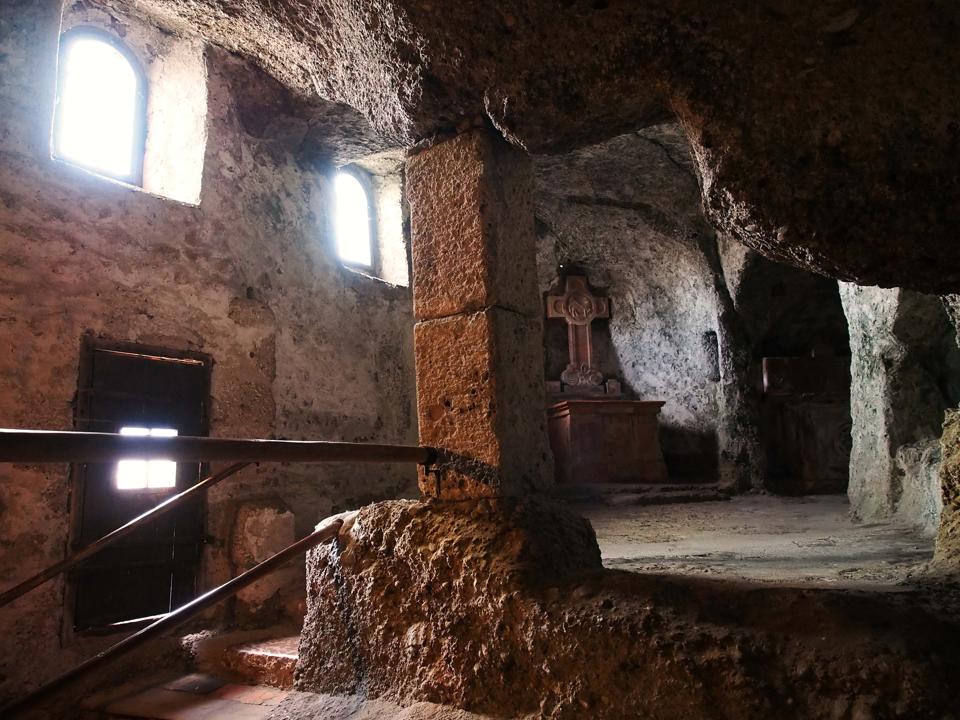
[70,341,210,631]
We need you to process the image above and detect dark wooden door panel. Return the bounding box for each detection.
[71,341,210,630]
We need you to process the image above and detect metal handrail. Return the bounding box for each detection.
[0,462,252,610]
[1,517,345,717]
[0,429,435,465]
[0,431,434,609]
[0,428,435,714]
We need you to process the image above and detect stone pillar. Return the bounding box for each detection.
[406,127,552,499]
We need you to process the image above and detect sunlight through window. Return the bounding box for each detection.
[54,33,142,182]
[116,427,178,490]
[334,171,373,267]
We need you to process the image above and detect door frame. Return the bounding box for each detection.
[63,334,213,640]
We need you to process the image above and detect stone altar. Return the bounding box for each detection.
[544,273,668,483]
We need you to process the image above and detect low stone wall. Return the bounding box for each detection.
[296,499,960,719]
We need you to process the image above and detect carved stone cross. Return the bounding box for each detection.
[546,275,610,388]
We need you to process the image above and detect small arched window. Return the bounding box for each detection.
[333,169,375,268]
[53,29,146,184]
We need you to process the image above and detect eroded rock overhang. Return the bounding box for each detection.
[111,0,960,293]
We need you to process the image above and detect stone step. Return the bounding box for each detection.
[221,635,299,689]
[77,634,298,719]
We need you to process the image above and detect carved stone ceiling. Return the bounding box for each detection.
[114,0,960,293]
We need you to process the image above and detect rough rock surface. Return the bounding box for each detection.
[720,240,850,360]
[296,499,601,705]
[536,125,726,479]
[894,440,944,537]
[934,409,960,572]
[839,284,960,530]
[117,0,960,292]
[942,294,960,343]
[297,499,960,719]
[536,124,847,488]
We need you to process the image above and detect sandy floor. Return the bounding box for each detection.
[580,494,935,590]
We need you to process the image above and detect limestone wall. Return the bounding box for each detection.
[0,0,416,700]
[839,284,960,533]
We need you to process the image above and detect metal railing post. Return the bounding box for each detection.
[0,462,252,609]
[1,517,345,717]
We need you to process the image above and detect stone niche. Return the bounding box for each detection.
[760,354,851,495]
[535,127,732,483]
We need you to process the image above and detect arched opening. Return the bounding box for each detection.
[53,29,146,184]
[333,169,374,268]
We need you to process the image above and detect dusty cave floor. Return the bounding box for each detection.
[578,493,935,590]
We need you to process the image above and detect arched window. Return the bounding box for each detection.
[53,29,146,184]
[333,169,375,268]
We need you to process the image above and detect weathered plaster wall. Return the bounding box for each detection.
[0,0,416,701]
[839,284,960,534]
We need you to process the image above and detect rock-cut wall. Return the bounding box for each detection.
[296,499,960,719]
[840,284,960,533]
